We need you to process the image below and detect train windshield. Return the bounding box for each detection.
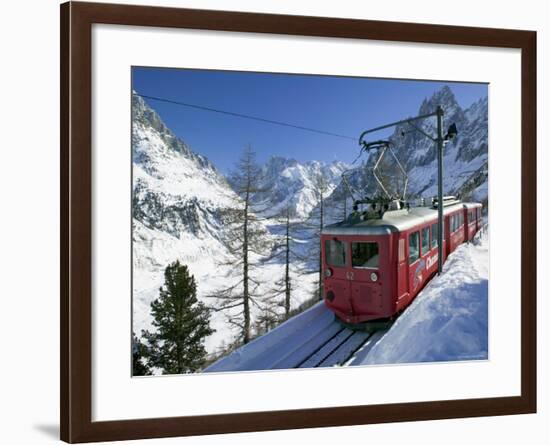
[352,242,379,268]
[325,239,347,267]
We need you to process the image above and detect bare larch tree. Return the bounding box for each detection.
[304,172,329,300]
[211,145,271,344]
[263,204,308,318]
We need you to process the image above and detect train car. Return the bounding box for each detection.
[321,198,482,326]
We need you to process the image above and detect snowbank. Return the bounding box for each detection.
[359,229,488,365]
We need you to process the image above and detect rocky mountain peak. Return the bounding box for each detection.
[132,91,216,173]
[418,85,464,126]
[331,85,488,204]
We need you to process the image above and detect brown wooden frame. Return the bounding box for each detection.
[60,1,537,442]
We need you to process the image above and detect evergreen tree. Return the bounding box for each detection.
[132,332,152,376]
[143,261,214,374]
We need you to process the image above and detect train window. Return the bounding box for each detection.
[325,239,347,267]
[352,242,379,268]
[409,231,420,264]
[421,227,430,255]
[431,223,438,249]
[451,215,456,232]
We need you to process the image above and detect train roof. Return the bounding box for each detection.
[322,202,481,236]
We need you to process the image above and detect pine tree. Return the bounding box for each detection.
[132,332,152,376]
[143,261,214,374]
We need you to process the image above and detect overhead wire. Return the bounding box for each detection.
[137,93,358,142]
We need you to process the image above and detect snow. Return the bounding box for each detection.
[357,229,489,365]
[204,301,338,372]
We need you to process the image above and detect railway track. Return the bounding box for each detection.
[205,303,388,372]
[295,328,370,368]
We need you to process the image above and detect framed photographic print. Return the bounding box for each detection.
[60,1,536,442]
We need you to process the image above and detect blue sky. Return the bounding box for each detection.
[132,67,487,173]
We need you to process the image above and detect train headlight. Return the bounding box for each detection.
[370,272,378,282]
[324,268,333,278]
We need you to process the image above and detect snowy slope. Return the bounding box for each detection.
[204,301,334,372]
[356,229,489,365]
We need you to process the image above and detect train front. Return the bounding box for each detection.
[321,221,395,326]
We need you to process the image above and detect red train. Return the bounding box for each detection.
[321,197,483,326]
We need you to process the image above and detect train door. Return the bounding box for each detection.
[473,209,478,237]
[420,225,436,276]
[323,237,352,317]
[465,209,472,241]
[348,236,386,319]
[444,214,452,258]
[464,209,470,241]
[407,230,424,298]
[430,220,445,264]
[477,206,482,232]
[396,235,408,310]
[397,236,408,297]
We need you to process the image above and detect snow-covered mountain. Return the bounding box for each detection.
[250,156,348,218]
[396,86,488,202]
[132,94,239,242]
[132,92,249,352]
[330,86,488,205]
